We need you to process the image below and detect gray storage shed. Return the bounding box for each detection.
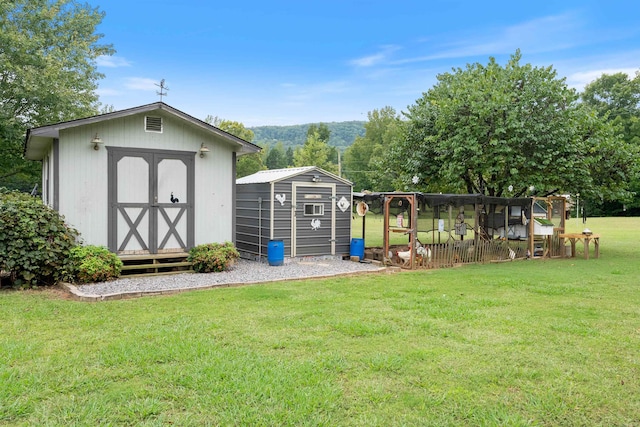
[236,166,353,260]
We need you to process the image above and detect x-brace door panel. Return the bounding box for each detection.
[108,147,194,254]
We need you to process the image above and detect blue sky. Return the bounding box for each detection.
[93,0,640,126]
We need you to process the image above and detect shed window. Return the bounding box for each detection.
[145,116,163,133]
[304,203,324,216]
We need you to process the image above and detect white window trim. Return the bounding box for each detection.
[304,203,324,216]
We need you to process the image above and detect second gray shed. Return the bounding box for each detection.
[236,166,353,260]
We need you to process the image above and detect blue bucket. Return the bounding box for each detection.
[350,238,365,260]
[267,240,284,266]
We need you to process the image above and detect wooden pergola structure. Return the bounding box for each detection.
[355,192,568,269]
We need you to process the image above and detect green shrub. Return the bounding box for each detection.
[69,245,123,283]
[0,189,79,288]
[188,241,239,273]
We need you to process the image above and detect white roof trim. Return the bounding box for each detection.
[236,166,352,185]
[25,102,261,159]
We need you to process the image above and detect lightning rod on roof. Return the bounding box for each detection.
[155,79,169,101]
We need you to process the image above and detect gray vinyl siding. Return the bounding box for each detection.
[236,168,352,260]
[334,182,352,255]
[272,181,293,256]
[236,182,272,258]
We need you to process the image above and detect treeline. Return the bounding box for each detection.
[250,121,365,149]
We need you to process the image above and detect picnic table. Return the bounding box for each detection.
[559,233,600,260]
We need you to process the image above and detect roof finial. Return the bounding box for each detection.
[155,79,169,102]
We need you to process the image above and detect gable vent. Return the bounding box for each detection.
[145,116,163,133]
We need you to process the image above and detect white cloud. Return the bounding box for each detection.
[550,49,640,91]
[124,77,161,91]
[96,55,131,68]
[350,45,401,67]
[351,52,387,67]
[567,68,639,90]
[394,13,583,65]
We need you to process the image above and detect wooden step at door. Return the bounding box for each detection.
[119,253,192,277]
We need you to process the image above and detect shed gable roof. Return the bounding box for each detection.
[24,102,261,160]
[236,166,352,185]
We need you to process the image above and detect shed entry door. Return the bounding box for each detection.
[291,182,335,257]
[108,148,194,254]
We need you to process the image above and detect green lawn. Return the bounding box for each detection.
[1,217,639,426]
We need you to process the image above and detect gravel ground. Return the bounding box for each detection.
[76,258,385,297]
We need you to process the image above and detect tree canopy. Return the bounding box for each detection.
[582,71,640,120]
[0,0,114,190]
[293,130,338,174]
[306,123,331,143]
[250,121,365,149]
[388,50,638,201]
[264,141,289,169]
[343,106,401,191]
[582,71,640,147]
[205,115,265,178]
[582,71,640,213]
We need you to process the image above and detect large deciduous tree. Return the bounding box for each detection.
[581,71,640,214]
[264,141,288,170]
[293,130,338,174]
[391,50,638,201]
[306,123,331,143]
[306,122,340,169]
[205,115,264,178]
[343,106,401,191]
[0,0,114,190]
[582,71,640,121]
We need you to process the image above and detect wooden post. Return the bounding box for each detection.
[432,208,436,244]
[437,206,441,244]
[383,196,390,264]
[528,198,534,258]
[448,205,453,242]
[410,194,417,269]
[584,237,590,260]
[474,202,480,244]
[504,205,509,240]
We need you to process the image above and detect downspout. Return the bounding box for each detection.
[258,197,262,261]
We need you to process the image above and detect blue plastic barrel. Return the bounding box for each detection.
[267,240,284,266]
[350,238,365,260]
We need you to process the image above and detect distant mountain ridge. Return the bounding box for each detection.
[249,121,366,149]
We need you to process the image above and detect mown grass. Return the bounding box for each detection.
[1,217,639,426]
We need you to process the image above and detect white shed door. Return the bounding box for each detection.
[108,148,194,254]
